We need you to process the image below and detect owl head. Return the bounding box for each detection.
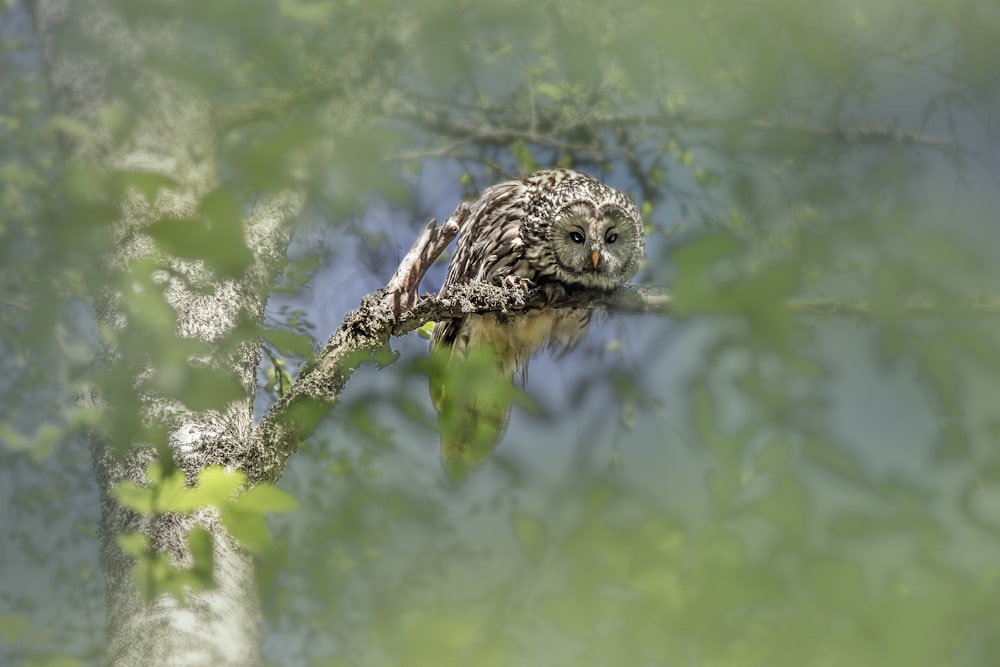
[539,173,644,290]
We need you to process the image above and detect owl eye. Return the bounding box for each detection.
[605,232,618,244]
[569,231,585,244]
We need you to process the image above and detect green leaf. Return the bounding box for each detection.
[174,365,247,411]
[197,189,253,277]
[232,484,299,514]
[263,328,315,358]
[541,594,613,638]
[708,468,740,509]
[806,557,866,613]
[751,473,804,538]
[154,469,193,513]
[145,217,214,262]
[511,139,539,173]
[757,440,790,471]
[285,396,329,436]
[415,321,435,340]
[221,507,272,555]
[0,613,31,645]
[186,466,246,508]
[48,114,95,144]
[113,481,155,515]
[670,235,740,315]
[416,346,539,476]
[113,169,178,203]
[232,121,322,189]
[122,527,217,605]
[693,387,740,466]
[133,551,175,604]
[829,513,898,539]
[116,531,148,558]
[145,461,166,484]
[917,336,956,412]
[187,527,215,589]
[871,263,908,321]
[145,188,252,278]
[627,565,684,611]
[802,437,867,487]
[97,103,135,147]
[61,164,109,201]
[512,512,547,564]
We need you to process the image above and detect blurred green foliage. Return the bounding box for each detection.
[416,346,538,478]
[2,0,999,665]
[114,464,297,602]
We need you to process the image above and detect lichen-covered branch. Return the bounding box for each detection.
[248,277,664,483]
[252,276,1000,482]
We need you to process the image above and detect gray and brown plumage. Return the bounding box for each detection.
[430,169,645,476]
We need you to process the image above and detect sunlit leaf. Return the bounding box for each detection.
[154,469,193,514]
[187,466,246,507]
[220,507,272,555]
[415,321,435,340]
[116,531,148,559]
[113,481,155,516]
[232,484,299,514]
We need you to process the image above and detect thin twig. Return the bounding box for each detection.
[213,74,344,135]
[0,296,32,311]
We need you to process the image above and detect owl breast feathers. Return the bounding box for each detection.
[429,168,645,477]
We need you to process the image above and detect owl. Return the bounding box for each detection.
[429,169,645,476]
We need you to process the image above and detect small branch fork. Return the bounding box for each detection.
[247,203,1000,483]
[381,202,471,315]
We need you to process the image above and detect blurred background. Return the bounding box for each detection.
[1,0,999,665]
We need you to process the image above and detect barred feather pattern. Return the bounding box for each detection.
[429,169,644,476]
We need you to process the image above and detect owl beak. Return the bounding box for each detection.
[591,251,600,269]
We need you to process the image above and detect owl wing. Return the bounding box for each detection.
[431,180,529,351]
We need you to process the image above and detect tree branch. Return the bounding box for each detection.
[786,296,1000,319]
[388,97,952,153]
[213,76,952,150]
[213,76,342,136]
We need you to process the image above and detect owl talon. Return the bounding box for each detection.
[504,275,535,293]
[541,282,567,304]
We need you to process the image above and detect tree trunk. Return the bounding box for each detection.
[33,1,299,663]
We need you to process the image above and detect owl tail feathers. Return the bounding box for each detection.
[436,397,511,479]
[425,346,528,479]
